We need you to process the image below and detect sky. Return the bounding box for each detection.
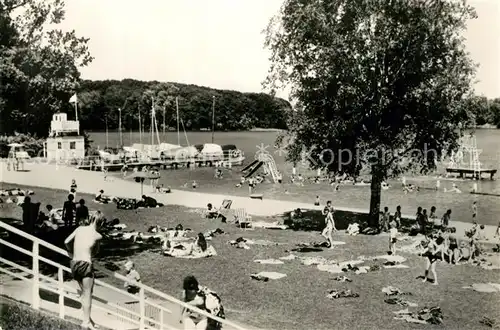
[60,0,499,100]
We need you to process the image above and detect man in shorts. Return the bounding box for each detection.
[321,201,336,249]
[64,214,103,329]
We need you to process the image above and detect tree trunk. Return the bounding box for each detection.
[368,170,383,228]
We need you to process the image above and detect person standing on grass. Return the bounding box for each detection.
[389,221,398,255]
[382,206,390,232]
[394,205,402,228]
[472,201,478,219]
[64,214,103,330]
[441,209,451,228]
[321,201,336,249]
[70,179,77,198]
[62,194,76,228]
[75,199,89,225]
[421,234,444,286]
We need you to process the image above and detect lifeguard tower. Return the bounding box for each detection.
[44,113,85,162]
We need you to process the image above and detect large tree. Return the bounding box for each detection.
[264,0,477,227]
[0,0,93,136]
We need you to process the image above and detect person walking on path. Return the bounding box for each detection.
[64,213,103,329]
[62,194,76,228]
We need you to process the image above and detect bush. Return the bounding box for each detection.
[0,299,81,330]
[0,134,45,158]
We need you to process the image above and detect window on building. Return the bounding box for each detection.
[70,142,76,149]
[57,142,62,149]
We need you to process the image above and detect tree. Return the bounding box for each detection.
[264,0,477,227]
[0,0,93,136]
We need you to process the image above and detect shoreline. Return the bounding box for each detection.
[1,162,498,241]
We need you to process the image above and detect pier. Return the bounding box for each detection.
[445,167,497,180]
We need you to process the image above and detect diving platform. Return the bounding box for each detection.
[446,167,497,180]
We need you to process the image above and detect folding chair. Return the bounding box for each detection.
[215,199,232,219]
[234,208,252,229]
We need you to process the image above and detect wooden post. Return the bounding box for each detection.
[32,241,40,310]
[58,267,65,319]
[160,306,164,330]
[139,288,145,329]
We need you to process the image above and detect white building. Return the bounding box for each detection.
[45,113,85,162]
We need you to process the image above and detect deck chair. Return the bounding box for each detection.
[215,199,233,220]
[234,208,252,229]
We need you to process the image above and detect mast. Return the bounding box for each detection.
[105,114,109,149]
[151,97,154,146]
[139,108,142,145]
[118,107,123,146]
[211,95,215,143]
[176,96,180,146]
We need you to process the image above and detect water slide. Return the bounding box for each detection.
[245,162,263,178]
[241,160,259,173]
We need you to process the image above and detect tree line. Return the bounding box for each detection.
[465,96,500,127]
[75,79,290,132]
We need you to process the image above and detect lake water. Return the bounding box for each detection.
[89,130,500,226]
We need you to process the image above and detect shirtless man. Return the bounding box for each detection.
[64,214,103,329]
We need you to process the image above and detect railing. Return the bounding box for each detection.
[0,221,249,330]
[257,153,280,183]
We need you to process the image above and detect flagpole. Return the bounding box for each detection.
[211,95,215,144]
[74,95,79,135]
[176,96,180,146]
[118,108,123,146]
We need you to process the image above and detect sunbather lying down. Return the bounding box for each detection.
[0,188,35,196]
[163,233,217,258]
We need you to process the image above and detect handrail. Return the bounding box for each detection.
[0,220,249,330]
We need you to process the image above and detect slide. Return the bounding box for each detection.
[241,160,259,173]
[245,162,263,178]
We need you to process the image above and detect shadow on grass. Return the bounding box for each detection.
[0,217,161,279]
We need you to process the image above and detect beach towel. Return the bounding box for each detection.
[373,255,407,263]
[327,289,359,299]
[250,272,287,281]
[251,221,288,230]
[385,297,418,307]
[382,286,412,296]
[254,259,284,265]
[301,256,329,266]
[279,254,296,261]
[164,245,217,258]
[383,264,410,269]
[346,223,360,236]
[393,306,443,325]
[463,283,500,293]
[333,276,352,282]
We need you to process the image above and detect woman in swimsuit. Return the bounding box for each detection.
[180,275,209,330]
[421,234,444,285]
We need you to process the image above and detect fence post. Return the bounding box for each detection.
[58,267,65,319]
[139,288,145,329]
[32,241,40,310]
[160,307,164,330]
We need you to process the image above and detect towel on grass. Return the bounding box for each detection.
[393,306,443,325]
[385,297,418,307]
[250,272,287,281]
[327,289,359,299]
[254,259,284,265]
[463,283,500,293]
[382,286,412,296]
[279,254,296,261]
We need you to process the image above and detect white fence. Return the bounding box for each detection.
[0,221,249,330]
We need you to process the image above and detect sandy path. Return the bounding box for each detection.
[1,161,497,241]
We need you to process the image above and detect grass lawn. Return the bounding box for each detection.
[0,297,81,330]
[1,183,499,330]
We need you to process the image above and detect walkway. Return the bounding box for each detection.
[1,162,497,240]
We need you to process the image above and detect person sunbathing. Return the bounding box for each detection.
[95,190,111,204]
[156,184,171,193]
[444,183,461,193]
[164,233,209,257]
[40,205,59,231]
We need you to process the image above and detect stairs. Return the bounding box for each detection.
[0,220,249,330]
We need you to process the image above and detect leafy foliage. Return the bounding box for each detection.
[75,79,291,132]
[0,0,93,136]
[264,0,477,225]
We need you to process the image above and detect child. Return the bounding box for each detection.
[382,207,390,232]
[70,179,77,197]
[192,180,198,189]
[314,196,320,206]
[394,205,402,228]
[441,209,451,228]
[472,201,477,219]
[389,221,398,255]
[123,261,141,294]
[321,201,336,249]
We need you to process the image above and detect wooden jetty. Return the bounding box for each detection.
[470,191,500,197]
[75,157,240,172]
[446,167,497,180]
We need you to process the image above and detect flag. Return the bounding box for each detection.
[69,93,78,104]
